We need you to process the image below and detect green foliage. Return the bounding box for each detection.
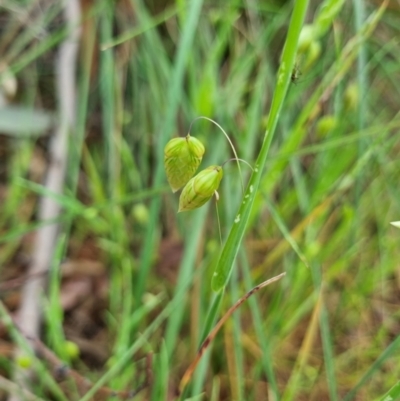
[377,381,400,401]
[0,1,399,401]
[211,0,310,293]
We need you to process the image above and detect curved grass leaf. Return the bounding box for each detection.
[211,0,310,292]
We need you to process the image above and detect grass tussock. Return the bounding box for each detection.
[0,1,400,400]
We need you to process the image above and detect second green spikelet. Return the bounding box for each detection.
[164,134,205,193]
[179,165,223,212]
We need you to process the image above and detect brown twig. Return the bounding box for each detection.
[178,272,286,395]
[0,271,49,292]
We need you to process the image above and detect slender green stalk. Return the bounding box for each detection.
[229,265,245,401]
[77,266,203,401]
[0,302,68,401]
[211,0,310,292]
[265,197,309,267]
[151,341,169,401]
[318,301,339,401]
[3,1,400,400]
[343,335,400,401]
[190,3,310,398]
[101,5,179,50]
[164,207,210,354]
[100,1,117,194]
[377,381,400,401]
[135,0,204,302]
[251,1,388,211]
[351,0,368,268]
[241,252,280,400]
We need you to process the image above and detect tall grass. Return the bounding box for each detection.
[1,1,400,401]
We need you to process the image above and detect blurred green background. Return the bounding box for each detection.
[0,0,400,400]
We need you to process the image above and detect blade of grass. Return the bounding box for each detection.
[0,301,69,401]
[134,0,204,302]
[253,0,388,208]
[265,197,309,268]
[100,1,117,195]
[281,290,322,401]
[101,4,179,50]
[0,376,45,401]
[150,341,169,401]
[228,266,245,401]
[343,335,400,401]
[4,3,63,65]
[190,3,310,397]
[241,252,280,400]
[352,0,368,216]
[77,264,205,401]
[211,0,310,292]
[165,0,244,370]
[377,381,400,401]
[179,273,286,395]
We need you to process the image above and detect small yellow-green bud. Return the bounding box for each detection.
[178,165,223,212]
[164,135,205,193]
[344,83,359,112]
[83,207,98,220]
[132,203,149,225]
[64,341,80,360]
[316,115,337,137]
[142,292,158,306]
[16,354,32,369]
[304,40,321,71]
[298,25,315,54]
[305,242,321,259]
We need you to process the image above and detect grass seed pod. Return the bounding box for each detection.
[344,83,359,112]
[178,165,223,212]
[164,134,205,193]
[316,115,337,137]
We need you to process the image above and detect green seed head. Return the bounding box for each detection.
[316,115,337,137]
[164,134,205,192]
[344,83,359,112]
[132,203,149,225]
[178,165,223,212]
[298,24,315,54]
[303,40,321,70]
[64,341,80,360]
[16,354,32,369]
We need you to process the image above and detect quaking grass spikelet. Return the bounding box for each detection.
[178,165,223,212]
[164,134,205,192]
